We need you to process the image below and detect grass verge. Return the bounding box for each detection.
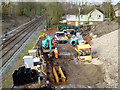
[2,30,44,88]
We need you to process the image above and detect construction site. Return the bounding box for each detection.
[0,1,119,89]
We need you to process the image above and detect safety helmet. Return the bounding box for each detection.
[55,47,57,49]
[45,34,47,36]
[89,33,93,36]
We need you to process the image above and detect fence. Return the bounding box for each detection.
[45,28,58,35]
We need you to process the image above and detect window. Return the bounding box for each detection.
[89,22,93,25]
[81,15,83,18]
[80,22,83,25]
[97,15,101,18]
[76,15,77,19]
[68,15,70,18]
[57,33,65,37]
[89,15,91,18]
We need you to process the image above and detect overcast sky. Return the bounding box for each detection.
[83,0,119,5]
[65,0,120,5]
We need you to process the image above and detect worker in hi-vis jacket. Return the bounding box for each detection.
[54,47,59,59]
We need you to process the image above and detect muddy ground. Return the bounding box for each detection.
[55,43,105,88]
[34,28,108,88]
[33,39,106,88]
[3,20,118,88]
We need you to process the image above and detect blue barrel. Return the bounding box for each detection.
[70,39,77,46]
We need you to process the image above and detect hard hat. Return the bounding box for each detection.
[45,34,47,36]
[55,47,57,49]
[89,33,93,36]
[46,81,49,84]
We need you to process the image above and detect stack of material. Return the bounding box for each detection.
[23,56,33,68]
[12,66,38,86]
[28,49,37,58]
[70,32,86,45]
[84,34,93,45]
[33,57,41,66]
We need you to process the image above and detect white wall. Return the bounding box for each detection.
[66,15,88,21]
[66,9,104,22]
[88,9,104,21]
[80,15,88,21]
[66,9,104,26]
[115,9,120,17]
[66,15,77,21]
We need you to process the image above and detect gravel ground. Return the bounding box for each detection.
[91,29,119,88]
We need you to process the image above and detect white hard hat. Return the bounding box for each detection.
[89,33,93,36]
[55,47,57,49]
[45,34,47,36]
[46,81,49,84]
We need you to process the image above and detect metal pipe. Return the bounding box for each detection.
[70,39,77,46]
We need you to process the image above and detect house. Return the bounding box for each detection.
[114,8,120,17]
[66,9,104,26]
[113,2,120,18]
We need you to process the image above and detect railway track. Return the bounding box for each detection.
[0,18,37,50]
[1,20,39,58]
[0,16,44,69]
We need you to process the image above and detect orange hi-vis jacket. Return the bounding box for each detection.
[54,49,58,58]
[52,40,56,46]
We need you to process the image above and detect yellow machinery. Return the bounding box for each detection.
[77,44,92,61]
[66,32,71,38]
[55,32,68,43]
[58,66,66,82]
[40,33,45,38]
[53,66,66,84]
[53,67,59,83]
[67,29,75,38]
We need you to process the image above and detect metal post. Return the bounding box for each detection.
[78,3,80,29]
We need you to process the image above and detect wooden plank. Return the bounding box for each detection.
[58,66,66,82]
[53,67,59,83]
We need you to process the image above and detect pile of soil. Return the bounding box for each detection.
[91,21,119,37]
[92,29,119,88]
